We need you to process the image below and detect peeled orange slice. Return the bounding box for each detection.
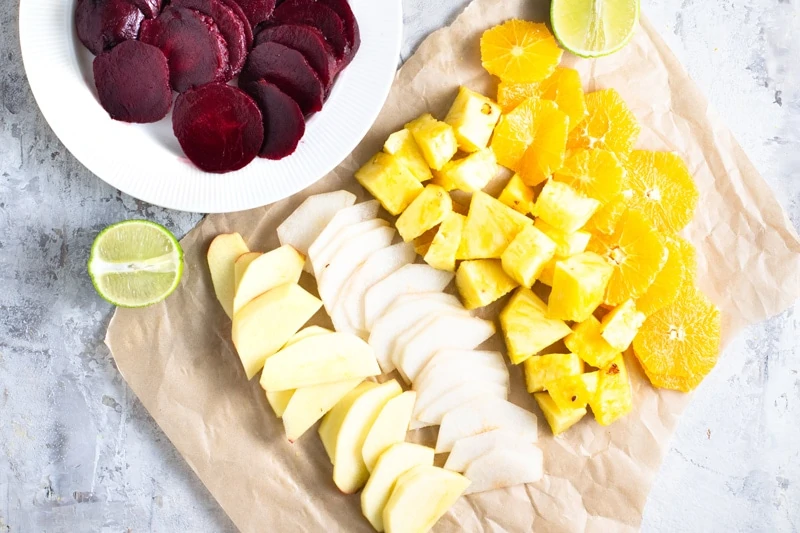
[481,20,563,84]
[568,88,639,157]
[498,68,587,131]
[553,148,624,205]
[636,235,697,316]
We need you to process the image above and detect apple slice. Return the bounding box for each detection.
[307,200,380,273]
[277,190,357,271]
[362,391,416,472]
[232,245,306,315]
[462,447,544,494]
[207,233,249,318]
[361,442,435,532]
[319,381,378,461]
[415,383,507,425]
[383,465,470,533]
[444,429,541,473]
[415,350,508,393]
[311,218,389,279]
[234,251,261,291]
[364,264,455,330]
[283,378,364,442]
[260,332,380,391]
[435,398,538,453]
[232,283,322,379]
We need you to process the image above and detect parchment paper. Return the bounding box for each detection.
[105,1,800,531]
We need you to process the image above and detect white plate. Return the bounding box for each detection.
[19,0,402,213]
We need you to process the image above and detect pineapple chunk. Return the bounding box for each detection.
[355,152,424,215]
[534,392,587,436]
[443,86,502,152]
[564,315,619,368]
[414,227,439,256]
[589,354,633,426]
[384,129,433,182]
[500,288,572,364]
[433,149,498,193]
[534,180,601,233]
[548,252,613,322]
[600,300,646,351]
[457,191,532,259]
[538,257,558,286]
[405,114,458,171]
[534,219,591,257]
[547,371,599,411]
[498,174,535,215]
[396,184,453,242]
[424,212,466,272]
[523,353,584,393]
[501,225,557,287]
[456,259,518,310]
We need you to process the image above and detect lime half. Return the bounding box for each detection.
[551,0,640,58]
[88,220,184,308]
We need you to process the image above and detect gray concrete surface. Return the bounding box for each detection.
[1,0,798,531]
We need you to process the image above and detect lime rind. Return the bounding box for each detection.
[551,0,640,58]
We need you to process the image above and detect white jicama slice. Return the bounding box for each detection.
[409,419,435,430]
[283,378,364,443]
[317,226,396,313]
[259,332,380,391]
[415,383,507,425]
[277,190,357,271]
[312,218,389,279]
[413,355,509,400]
[396,314,496,383]
[207,233,249,318]
[443,429,537,472]
[232,245,306,315]
[436,398,538,454]
[369,293,463,373]
[414,375,508,421]
[361,442,435,532]
[415,350,508,393]
[362,391,416,472]
[364,264,455,330]
[307,200,380,273]
[462,447,544,494]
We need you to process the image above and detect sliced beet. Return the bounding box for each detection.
[244,80,305,160]
[75,0,145,56]
[254,24,335,88]
[140,6,229,93]
[229,0,275,27]
[171,0,248,79]
[239,42,324,115]
[218,0,253,48]
[129,0,161,18]
[93,40,172,123]
[173,83,264,173]
[272,1,347,66]
[318,0,359,67]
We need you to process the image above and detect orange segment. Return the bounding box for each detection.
[568,88,640,157]
[586,192,630,235]
[480,20,563,83]
[553,149,624,205]
[498,68,587,131]
[497,81,540,114]
[632,282,721,392]
[588,209,668,305]
[626,150,699,233]
[636,236,697,316]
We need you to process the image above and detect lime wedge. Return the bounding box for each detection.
[88,220,184,308]
[551,0,639,58]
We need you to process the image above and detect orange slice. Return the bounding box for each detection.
[568,88,640,157]
[498,68,587,131]
[481,20,563,84]
[586,192,630,235]
[636,235,697,316]
[553,148,624,204]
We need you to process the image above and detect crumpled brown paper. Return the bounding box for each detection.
[105,0,800,531]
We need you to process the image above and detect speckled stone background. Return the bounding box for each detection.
[1,0,798,531]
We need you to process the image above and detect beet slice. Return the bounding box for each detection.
[129,0,161,18]
[218,0,253,47]
[171,0,248,79]
[254,24,335,88]
[318,0,359,67]
[140,7,229,93]
[76,0,145,55]
[272,1,347,66]
[93,40,172,123]
[239,42,324,115]
[229,0,276,27]
[244,80,305,160]
[173,83,264,173]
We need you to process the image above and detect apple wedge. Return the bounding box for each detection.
[443,429,539,472]
[232,283,322,379]
[232,245,306,315]
[283,378,364,442]
[383,465,470,533]
[462,447,544,494]
[436,397,538,453]
[319,381,378,462]
[277,190,357,271]
[364,264,455,330]
[234,252,261,291]
[307,200,380,273]
[415,382,508,426]
[362,391,416,472]
[207,233,249,318]
[361,442,434,532]
[260,332,380,391]
[415,350,508,393]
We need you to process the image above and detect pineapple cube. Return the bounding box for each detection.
[384,129,433,182]
[548,252,613,322]
[457,191,532,259]
[444,86,502,152]
[589,354,633,426]
[547,371,599,411]
[424,212,465,271]
[498,174,535,215]
[600,300,646,351]
[396,184,453,242]
[456,259,518,310]
[523,353,584,393]
[355,152,424,215]
[534,392,587,436]
[534,219,591,257]
[538,257,558,286]
[534,180,601,233]
[501,225,557,287]
[564,315,619,368]
[405,114,458,171]
[433,149,498,193]
[414,227,439,256]
[500,287,572,364]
